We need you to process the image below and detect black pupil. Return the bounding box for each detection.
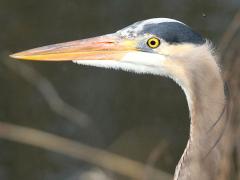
[150,40,156,46]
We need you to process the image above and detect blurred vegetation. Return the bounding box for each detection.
[0,0,240,180]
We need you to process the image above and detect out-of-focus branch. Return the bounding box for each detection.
[144,142,168,180]
[218,9,240,59]
[0,121,173,180]
[2,58,90,128]
[218,8,240,179]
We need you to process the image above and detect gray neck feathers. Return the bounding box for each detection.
[174,52,226,180]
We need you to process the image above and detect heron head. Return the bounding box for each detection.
[11,18,210,78]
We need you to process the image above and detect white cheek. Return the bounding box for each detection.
[121,52,168,75]
[121,51,166,66]
[72,52,168,75]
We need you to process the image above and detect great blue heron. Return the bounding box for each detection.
[11,18,227,180]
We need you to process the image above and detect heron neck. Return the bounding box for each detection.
[174,56,226,180]
[188,65,226,150]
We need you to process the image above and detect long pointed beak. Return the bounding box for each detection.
[10,34,137,61]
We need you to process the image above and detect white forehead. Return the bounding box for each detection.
[117,18,185,37]
[135,18,185,28]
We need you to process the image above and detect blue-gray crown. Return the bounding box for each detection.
[118,18,205,45]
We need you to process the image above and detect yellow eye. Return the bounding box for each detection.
[147,37,160,48]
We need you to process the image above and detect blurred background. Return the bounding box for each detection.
[0,0,240,180]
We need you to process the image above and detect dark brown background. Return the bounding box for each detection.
[0,0,239,179]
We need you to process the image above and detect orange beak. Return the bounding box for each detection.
[10,34,137,61]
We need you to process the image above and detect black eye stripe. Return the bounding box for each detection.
[140,22,205,44]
